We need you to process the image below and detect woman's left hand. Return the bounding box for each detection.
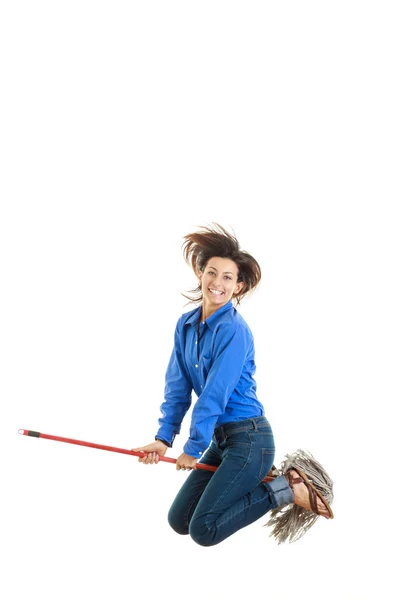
[176,452,198,471]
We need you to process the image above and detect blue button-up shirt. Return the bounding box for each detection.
[155,299,265,458]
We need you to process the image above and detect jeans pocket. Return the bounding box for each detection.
[257,447,275,482]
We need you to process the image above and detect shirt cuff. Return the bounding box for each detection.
[155,428,177,447]
[183,438,205,458]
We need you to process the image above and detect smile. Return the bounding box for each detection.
[209,288,224,295]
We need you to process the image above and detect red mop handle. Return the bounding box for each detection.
[18,429,275,482]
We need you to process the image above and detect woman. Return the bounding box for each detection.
[132,223,333,547]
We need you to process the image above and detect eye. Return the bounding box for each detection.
[208,271,215,275]
[224,275,232,280]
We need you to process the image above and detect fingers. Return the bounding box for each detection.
[142,452,157,464]
[175,453,197,471]
[176,464,193,471]
[133,450,160,465]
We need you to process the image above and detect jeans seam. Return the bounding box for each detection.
[205,440,254,522]
[257,448,274,482]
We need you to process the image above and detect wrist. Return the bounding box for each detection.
[155,437,171,448]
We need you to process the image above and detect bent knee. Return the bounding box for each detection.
[167,508,189,536]
[188,520,218,547]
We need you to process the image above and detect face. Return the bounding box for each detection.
[198,256,244,315]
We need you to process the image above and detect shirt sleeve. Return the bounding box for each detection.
[183,322,252,458]
[155,318,193,447]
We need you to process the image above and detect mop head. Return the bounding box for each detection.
[263,449,334,544]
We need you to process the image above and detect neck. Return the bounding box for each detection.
[201,307,212,321]
[201,301,229,321]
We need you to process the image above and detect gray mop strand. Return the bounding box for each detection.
[263,449,334,544]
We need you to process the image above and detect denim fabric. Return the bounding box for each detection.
[167,416,294,546]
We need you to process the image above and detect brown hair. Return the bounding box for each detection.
[181,222,261,307]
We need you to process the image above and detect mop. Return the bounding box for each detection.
[18,429,334,543]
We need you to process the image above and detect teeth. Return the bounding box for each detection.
[210,289,223,295]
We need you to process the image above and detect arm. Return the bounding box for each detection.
[183,322,252,458]
[155,319,193,447]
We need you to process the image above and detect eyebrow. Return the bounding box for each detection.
[208,266,235,275]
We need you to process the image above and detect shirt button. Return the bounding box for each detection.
[195,341,197,345]
[202,321,205,324]
[195,364,198,368]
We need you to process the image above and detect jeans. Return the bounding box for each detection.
[168,416,294,546]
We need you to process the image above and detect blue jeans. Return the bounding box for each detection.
[168,416,294,546]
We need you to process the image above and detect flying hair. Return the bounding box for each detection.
[181,222,261,306]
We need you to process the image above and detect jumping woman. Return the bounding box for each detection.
[132,223,333,547]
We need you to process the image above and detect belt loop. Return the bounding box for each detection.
[251,418,258,431]
[215,425,227,444]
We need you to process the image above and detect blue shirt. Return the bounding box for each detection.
[155,299,265,458]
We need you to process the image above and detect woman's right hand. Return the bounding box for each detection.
[131,440,168,464]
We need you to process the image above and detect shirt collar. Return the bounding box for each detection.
[184,299,233,332]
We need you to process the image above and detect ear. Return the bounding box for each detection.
[235,281,244,294]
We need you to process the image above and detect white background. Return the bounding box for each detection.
[1,2,399,599]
